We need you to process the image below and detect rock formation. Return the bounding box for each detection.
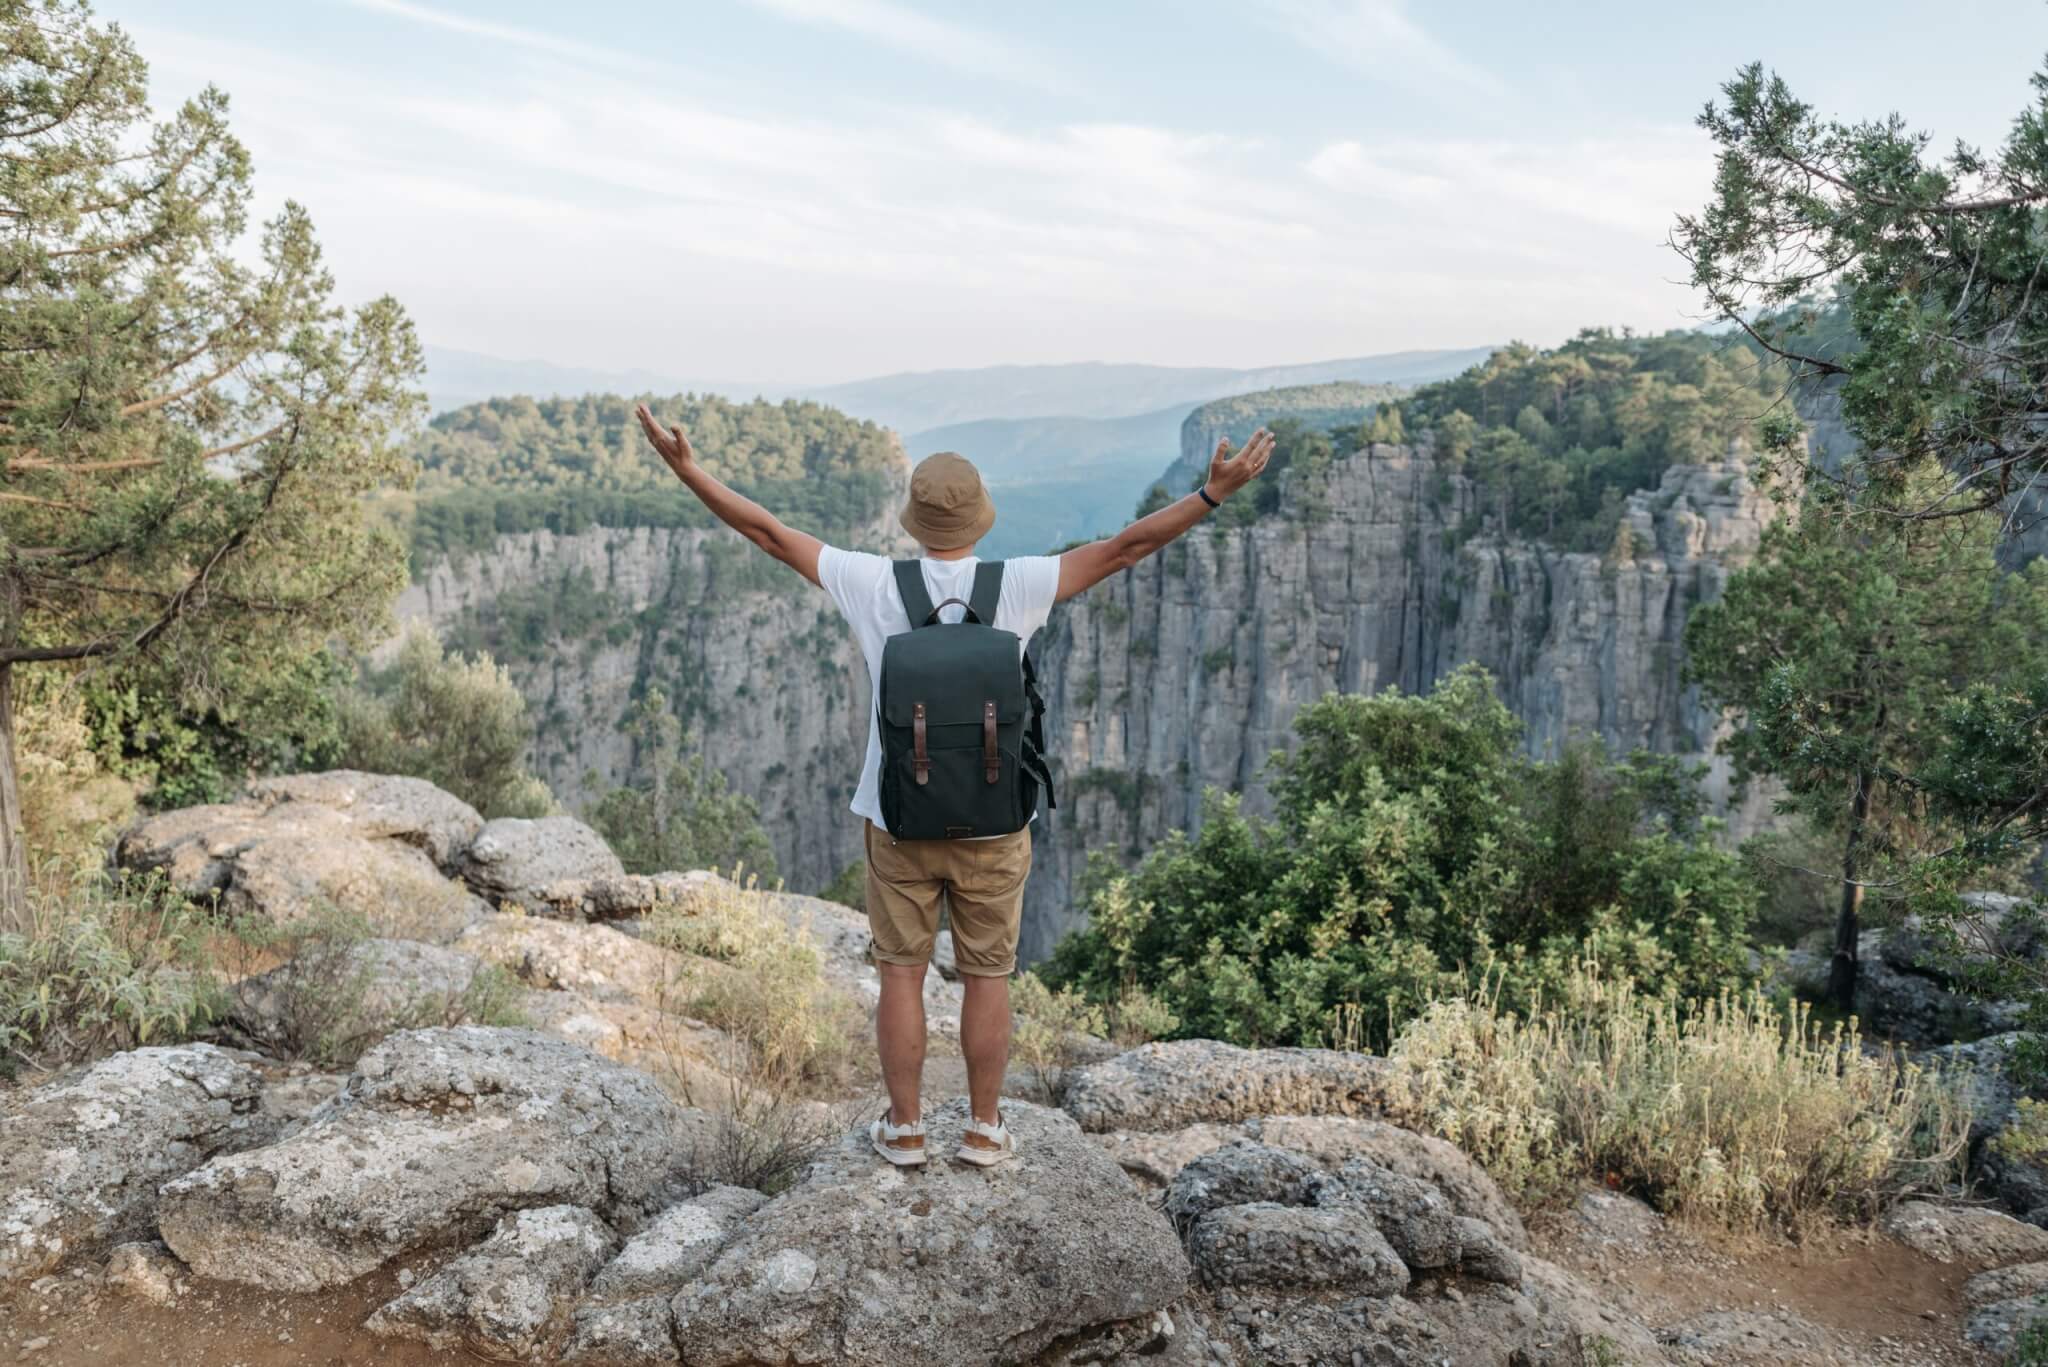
[1024,443,1774,956]
[398,434,1774,961]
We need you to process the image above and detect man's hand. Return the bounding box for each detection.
[1055,426,1280,602]
[635,403,696,476]
[1205,427,1276,502]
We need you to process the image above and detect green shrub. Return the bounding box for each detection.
[1381,963,1973,1231]
[337,627,556,817]
[1043,666,1758,1049]
[1011,971,1108,1099]
[0,873,224,1073]
[586,689,778,881]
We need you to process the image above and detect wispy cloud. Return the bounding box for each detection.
[341,0,667,76]
[1307,128,1711,235]
[133,9,1707,378]
[1256,0,1504,97]
[741,0,1070,92]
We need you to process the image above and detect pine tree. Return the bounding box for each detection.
[0,2,422,927]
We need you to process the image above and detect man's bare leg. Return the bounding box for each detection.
[876,961,929,1125]
[959,972,1012,1125]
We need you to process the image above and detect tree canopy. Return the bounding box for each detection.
[0,0,422,922]
[1042,667,1757,1050]
[1398,330,1780,549]
[398,393,902,565]
[1675,60,2048,522]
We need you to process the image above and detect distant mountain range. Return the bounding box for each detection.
[422,345,1494,432]
[419,343,1497,557]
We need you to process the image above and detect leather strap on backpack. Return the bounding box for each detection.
[983,700,999,783]
[913,702,930,785]
[893,561,939,630]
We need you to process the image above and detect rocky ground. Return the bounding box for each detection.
[6,770,2048,1365]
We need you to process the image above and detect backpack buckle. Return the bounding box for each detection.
[913,702,930,785]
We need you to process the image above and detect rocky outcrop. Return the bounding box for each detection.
[1059,1038,1391,1132]
[463,816,627,913]
[1157,1129,1633,1366]
[1783,892,2042,1045]
[0,1045,277,1282]
[116,770,493,941]
[366,1204,619,1358]
[156,1028,712,1291]
[669,1098,1187,1366]
[1880,1200,2048,1265]
[1023,445,1775,956]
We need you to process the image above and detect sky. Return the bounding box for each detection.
[110,0,2048,384]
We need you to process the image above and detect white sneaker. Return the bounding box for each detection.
[869,1111,927,1166]
[956,1111,1017,1167]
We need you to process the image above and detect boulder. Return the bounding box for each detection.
[1059,1040,1391,1133]
[366,1204,617,1358]
[1246,1114,1528,1249]
[1308,1158,1464,1272]
[1967,1258,2048,1305]
[1185,1202,1409,1294]
[1881,1200,2048,1265]
[115,773,491,941]
[591,1185,767,1296]
[457,914,684,1004]
[1454,1214,1523,1286]
[157,1028,712,1291]
[668,1098,1189,1366]
[564,1295,681,1365]
[242,771,485,866]
[227,937,490,1056]
[1161,1142,1322,1233]
[461,816,626,913]
[1571,1187,1665,1253]
[102,1240,183,1306]
[1093,1122,1247,1187]
[0,1044,275,1282]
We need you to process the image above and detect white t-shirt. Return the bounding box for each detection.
[818,548,1062,828]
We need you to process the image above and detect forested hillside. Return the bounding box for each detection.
[1398,329,1777,549]
[396,394,903,565]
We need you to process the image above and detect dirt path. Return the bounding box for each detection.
[2,1266,454,1367]
[1531,1195,1994,1365]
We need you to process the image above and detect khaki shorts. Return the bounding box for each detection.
[863,821,1032,978]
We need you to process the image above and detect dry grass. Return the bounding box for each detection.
[1381,962,1975,1231]
[0,870,222,1074]
[645,867,861,1093]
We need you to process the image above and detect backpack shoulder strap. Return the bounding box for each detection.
[892,560,939,629]
[968,560,1004,627]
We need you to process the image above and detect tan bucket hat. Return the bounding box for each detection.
[899,452,996,549]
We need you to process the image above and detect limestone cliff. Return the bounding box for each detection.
[394,488,913,894]
[1021,441,1775,961]
[397,441,1772,962]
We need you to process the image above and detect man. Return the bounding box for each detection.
[634,402,1273,1166]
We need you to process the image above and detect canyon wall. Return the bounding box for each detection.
[397,440,1773,961]
[394,497,913,894]
[1020,441,1774,961]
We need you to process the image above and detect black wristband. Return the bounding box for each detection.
[1196,484,1220,509]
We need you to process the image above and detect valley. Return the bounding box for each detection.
[398,339,1779,962]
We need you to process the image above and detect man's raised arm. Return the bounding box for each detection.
[1056,427,1274,602]
[635,403,823,587]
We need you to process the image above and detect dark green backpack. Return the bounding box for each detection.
[877,561,1056,840]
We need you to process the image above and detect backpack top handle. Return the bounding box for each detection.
[892,559,1007,629]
